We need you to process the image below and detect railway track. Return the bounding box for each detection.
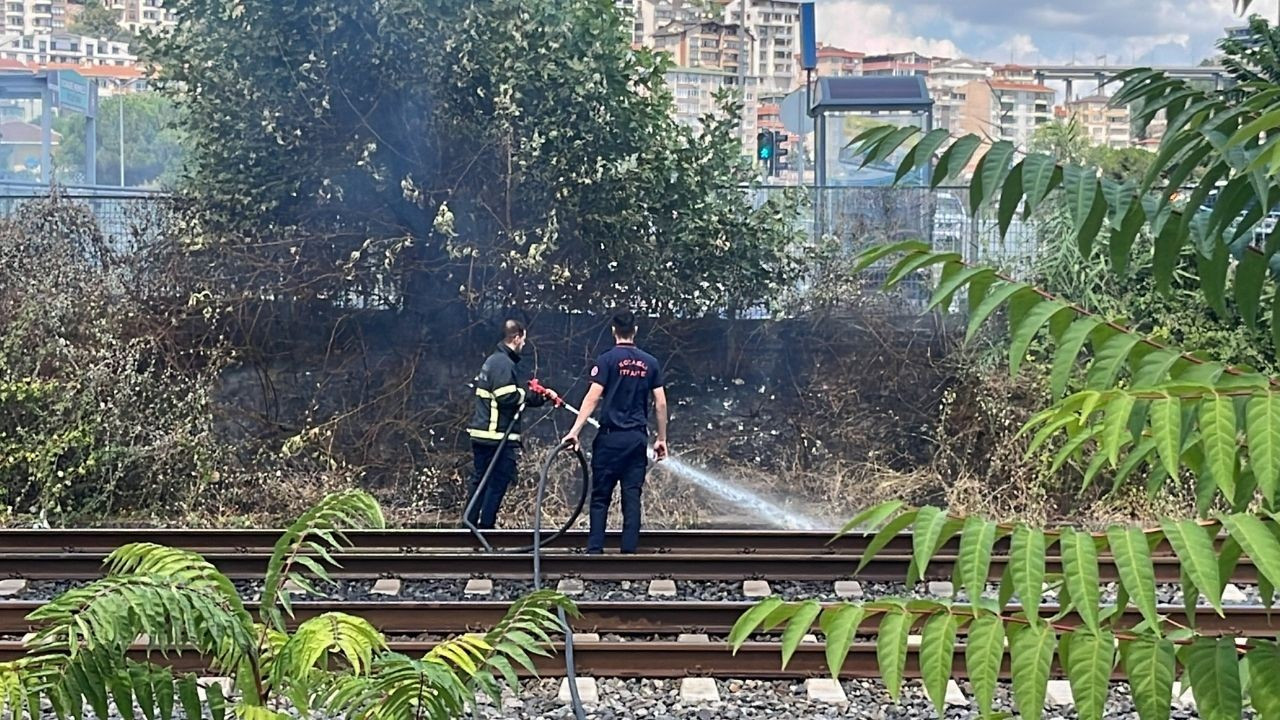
[0,529,1269,683]
[0,600,1274,637]
[0,639,965,678]
[0,529,1255,583]
[0,527,1224,555]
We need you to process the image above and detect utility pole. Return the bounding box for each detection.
[738,0,748,138]
[118,92,125,186]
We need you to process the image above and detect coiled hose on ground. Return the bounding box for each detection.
[462,412,592,720]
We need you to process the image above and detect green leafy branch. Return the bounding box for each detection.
[730,594,1280,720]
[842,502,1280,623]
[260,488,385,630]
[851,69,1280,354]
[736,499,1280,719]
[862,243,1280,513]
[0,491,568,720]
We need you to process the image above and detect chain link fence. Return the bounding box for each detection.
[0,191,171,252]
[753,184,1047,315]
[6,186,1047,315]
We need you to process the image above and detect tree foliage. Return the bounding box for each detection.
[1220,13,1280,83]
[55,92,185,188]
[1028,119,1155,182]
[68,0,132,42]
[1031,203,1278,377]
[0,196,223,521]
[144,0,809,316]
[0,491,571,719]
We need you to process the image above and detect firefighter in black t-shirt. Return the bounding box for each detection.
[562,310,669,554]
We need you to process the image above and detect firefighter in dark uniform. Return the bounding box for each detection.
[465,319,556,529]
[563,310,669,554]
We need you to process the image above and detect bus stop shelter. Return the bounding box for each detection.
[811,76,934,187]
[0,68,98,184]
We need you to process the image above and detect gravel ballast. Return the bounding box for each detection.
[7,577,1270,606]
[15,678,1216,720]
[467,677,1212,719]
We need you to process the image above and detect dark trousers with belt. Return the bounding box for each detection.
[466,441,517,529]
[587,428,648,554]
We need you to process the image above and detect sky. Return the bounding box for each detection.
[814,0,1280,67]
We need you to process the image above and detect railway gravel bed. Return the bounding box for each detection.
[6,678,1214,719]
[463,678,1211,720]
[6,577,1266,606]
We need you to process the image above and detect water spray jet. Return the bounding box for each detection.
[542,384,826,531]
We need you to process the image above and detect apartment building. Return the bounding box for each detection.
[724,0,802,99]
[927,58,991,131]
[106,0,174,33]
[1067,94,1131,148]
[664,65,758,133]
[617,0,719,48]
[0,31,133,65]
[861,51,934,77]
[958,79,1054,148]
[652,17,745,76]
[992,64,1037,84]
[1224,24,1260,49]
[811,43,861,78]
[2,0,69,34]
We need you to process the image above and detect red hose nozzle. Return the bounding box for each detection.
[529,378,563,406]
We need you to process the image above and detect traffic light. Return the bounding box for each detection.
[773,132,789,172]
[756,130,775,165]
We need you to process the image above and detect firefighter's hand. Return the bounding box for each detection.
[562,429,580,451]
[653,439,668,462]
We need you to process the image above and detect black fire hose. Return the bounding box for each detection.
[460,410,592,720]
[460,409,592,553]
[533,440,591,720]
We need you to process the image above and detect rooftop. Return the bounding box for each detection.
[816,43,863,60]
[0,120,60,144]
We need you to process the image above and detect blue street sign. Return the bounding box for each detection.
[51,70,90,115]
[800,3,817,71]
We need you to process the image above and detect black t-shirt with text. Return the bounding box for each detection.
[590,343,664,432]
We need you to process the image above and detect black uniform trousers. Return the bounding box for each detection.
[465,441,517,529]
[587,428,648,554]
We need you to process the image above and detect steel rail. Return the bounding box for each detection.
[0,639,1155,679]
[0,600,1272,637]
[0,550,1253,583]
[0,528,1209,556]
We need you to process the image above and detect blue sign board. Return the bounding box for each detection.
[51,70,91,116]
[800,3,817,70]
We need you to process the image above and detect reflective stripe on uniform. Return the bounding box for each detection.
[476,384,523,399]
[475,385,525,435]
[467,429,521,442]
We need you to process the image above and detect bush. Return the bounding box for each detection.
[0,196,226,521]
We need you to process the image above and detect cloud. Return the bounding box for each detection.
[815,1,961,57]
[814,0,1275,64]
